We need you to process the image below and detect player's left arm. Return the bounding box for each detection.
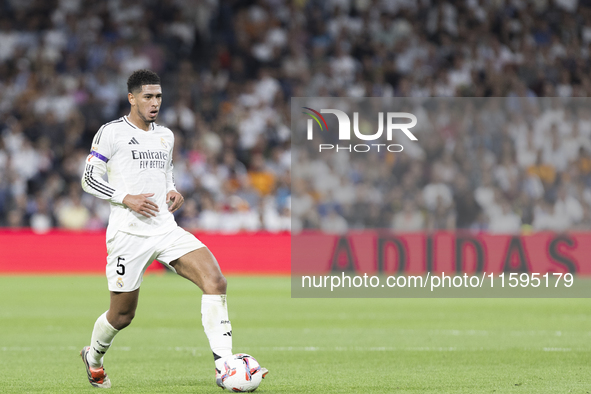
[165,133,183,213]
[166,190,184,213]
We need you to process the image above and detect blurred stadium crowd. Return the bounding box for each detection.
[1,0,591,233]
[293,97,591,234]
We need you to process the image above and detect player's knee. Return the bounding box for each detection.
[217,275,227,293]
[204,274,227,294]
[111,311,135,330]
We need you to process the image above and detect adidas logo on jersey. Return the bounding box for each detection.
[128,137,139,145]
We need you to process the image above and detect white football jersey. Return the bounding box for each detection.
[81,116,178,240]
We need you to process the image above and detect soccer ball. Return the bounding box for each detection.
[219,353,263,392]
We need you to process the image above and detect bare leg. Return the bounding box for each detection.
[170,247,227,294]
[171,247,232,364]
[107,288,140,330]
[86,289,139,370]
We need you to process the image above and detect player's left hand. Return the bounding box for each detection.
[166,190,184,213]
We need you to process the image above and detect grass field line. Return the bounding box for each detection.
[357,328,588,336]
[0,345,580,352]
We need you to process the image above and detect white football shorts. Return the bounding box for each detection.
[105,226,205,292]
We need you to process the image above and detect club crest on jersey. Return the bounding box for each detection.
[160,137,168,149]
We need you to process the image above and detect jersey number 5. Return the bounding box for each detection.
[117,257,126,276]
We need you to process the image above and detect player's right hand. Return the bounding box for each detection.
[122,193,159,217]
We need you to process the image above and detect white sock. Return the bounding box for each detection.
[202,294,233,368]
[87,311,119,368]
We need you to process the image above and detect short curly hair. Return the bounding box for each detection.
[127,69,161,93]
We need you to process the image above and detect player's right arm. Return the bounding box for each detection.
[121,193,159,217]
[81,126,159,218]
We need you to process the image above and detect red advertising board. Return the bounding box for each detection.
[0,230,291,274]
[2,230,590,276]
[292,231,591,275]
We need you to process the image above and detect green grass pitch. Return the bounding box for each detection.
[1,274,590,393]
